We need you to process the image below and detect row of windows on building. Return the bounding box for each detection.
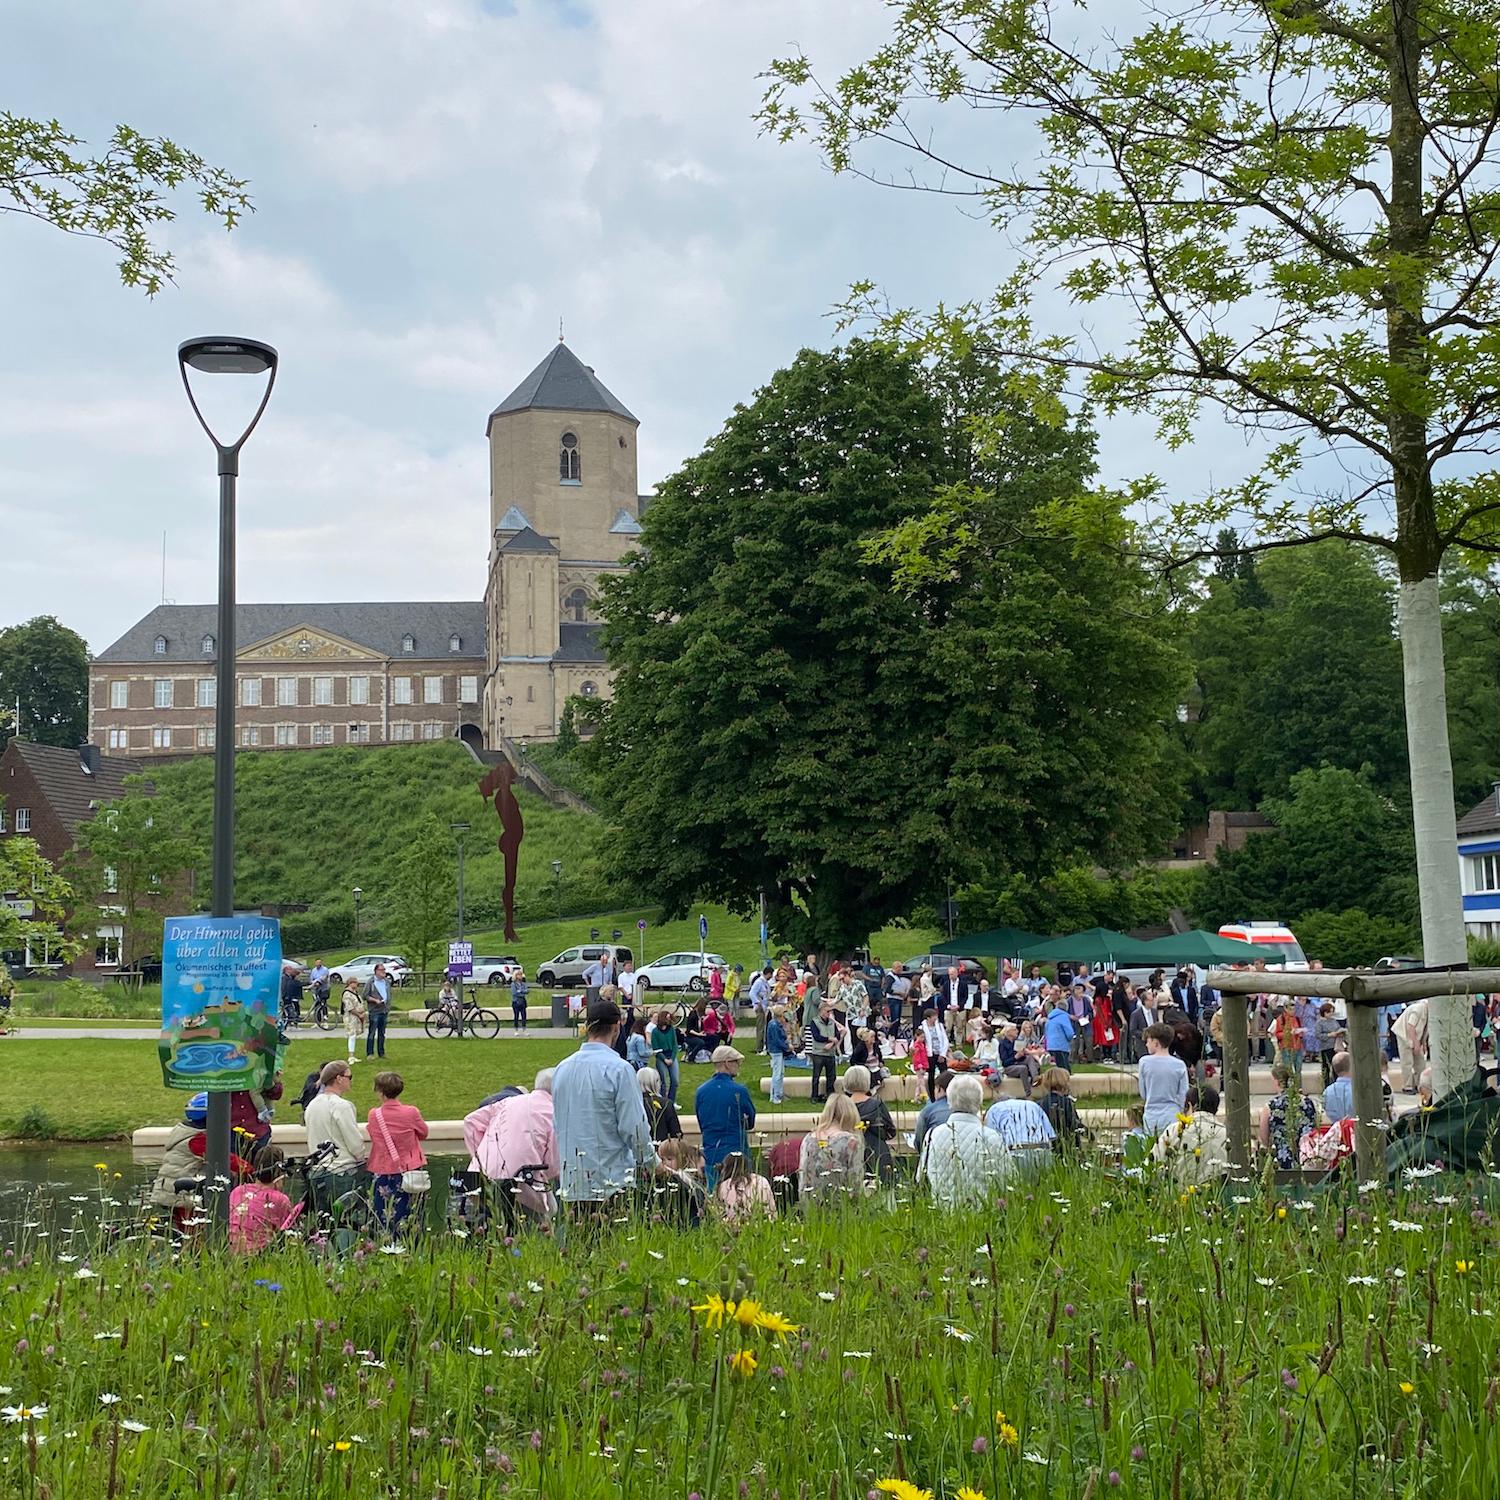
[152,632,469,656]
[102,721,458,752]
[108,674,481,710]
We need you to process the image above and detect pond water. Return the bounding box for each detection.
[0,1142,472,1240]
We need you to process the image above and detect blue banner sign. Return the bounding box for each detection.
[159,915,283,1092]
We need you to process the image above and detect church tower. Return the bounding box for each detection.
[482,340,643,742]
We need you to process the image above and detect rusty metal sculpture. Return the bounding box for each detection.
[478,760,525,943]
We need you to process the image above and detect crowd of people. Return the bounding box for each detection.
[149,951,1462,1247]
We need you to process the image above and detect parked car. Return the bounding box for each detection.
[633,951,729,994]
[329,954,413,986]
[900,954,990,982]
[471,954,525,986]
[534,944,634,990]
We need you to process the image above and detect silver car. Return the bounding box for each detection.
[534,944,633,989]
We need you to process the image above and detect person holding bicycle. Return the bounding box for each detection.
[304,1061,369,1211]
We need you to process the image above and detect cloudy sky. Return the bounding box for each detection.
[2,0,1261,655]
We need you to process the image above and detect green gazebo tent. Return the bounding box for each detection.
[1016,927,1151,966]
[934,925,1046,961]
[1125,929,1292,967]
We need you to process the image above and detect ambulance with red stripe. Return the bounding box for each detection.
[1217,921,1308,969]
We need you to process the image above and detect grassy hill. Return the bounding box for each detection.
[147,742,642,949]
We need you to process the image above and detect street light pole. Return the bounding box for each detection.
[178,336,278,1232]
[551,859,563,921]
[353,887,362,942]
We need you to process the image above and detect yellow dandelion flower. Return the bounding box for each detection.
[94,1163,108,1171]
[1176,1112,1193,1127]
[753,1308,799,1340]
[1399,1381,1415,1396]
[691,1294,728,1329]
[1456,1259,1472,1274]
[732,1297,765,1330]
[956,1488,986,1500]
[874,1480,932,1500]
[1276,1207,1287,1221]
[333,1440,352,1452]
[728,1348,758,1378]
[997,1421,1019,1449]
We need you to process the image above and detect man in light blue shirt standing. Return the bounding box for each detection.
[1043,998,1078,1070]
[552,998,659,1209]
[1322,1052,1354,1123]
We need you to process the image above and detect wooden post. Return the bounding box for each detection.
[1222,989,1251,1180]
[1347,1001,1386,1185]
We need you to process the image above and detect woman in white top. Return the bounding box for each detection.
[920,1009,951,1102]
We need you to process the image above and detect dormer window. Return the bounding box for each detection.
[449,633,462,653]
[559,431,581,483]
[401,634,415,654]
[201,633,215,654]
[153,635,167,655]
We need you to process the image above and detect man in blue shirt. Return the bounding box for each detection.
[552,999,659,1209]
[748,966,773,1053]
[1322,1052,1354,1124]
[1043,997,1078,1070]
[695,1045,756,1188]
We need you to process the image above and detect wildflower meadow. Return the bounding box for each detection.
[1,1164,1495,1498]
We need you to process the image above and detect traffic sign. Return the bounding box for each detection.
[448,939,474,978]
[699,914,709,942]
[637,919,647,930]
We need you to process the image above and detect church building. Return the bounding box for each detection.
[87,341,645,756]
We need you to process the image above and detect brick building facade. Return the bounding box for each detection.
[0,739,142,973]
[88,339,640,758]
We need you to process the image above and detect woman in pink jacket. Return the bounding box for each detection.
[366,1072,429,1236]
[461,1070,560,1231]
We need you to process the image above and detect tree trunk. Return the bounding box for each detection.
[1386,1,1470,1095]
[1398,575,1472,1093]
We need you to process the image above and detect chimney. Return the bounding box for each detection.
[79,743,100,776]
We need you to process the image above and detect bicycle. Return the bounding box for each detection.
[425,988,501,1040]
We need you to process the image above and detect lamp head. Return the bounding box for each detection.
[177,335,279,456]
[352,886,362,899]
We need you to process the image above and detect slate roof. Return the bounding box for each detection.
[554,623,606,663]
[487,342,637,433]
[495,505,533,532]
[95,603,487,663]
[1457,788,1500,839]
[499,527,558,556]
[609,508,642,535]
[9,741,145,836]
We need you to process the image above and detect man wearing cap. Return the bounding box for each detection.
[551,998,660,1210]
[695,1045,757,1189]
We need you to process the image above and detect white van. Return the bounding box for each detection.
[1217,922,1309,970]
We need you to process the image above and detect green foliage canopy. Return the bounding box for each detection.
[588,341,1186,959]
[0,615,89,749]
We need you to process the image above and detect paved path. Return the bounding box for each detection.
[6,1025,578,1041]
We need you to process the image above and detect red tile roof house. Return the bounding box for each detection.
[0,739,143,976]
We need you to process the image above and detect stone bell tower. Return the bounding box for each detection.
[482,339,644,743]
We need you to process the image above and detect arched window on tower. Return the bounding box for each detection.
[565,588,589,623]
[559,431,581,483]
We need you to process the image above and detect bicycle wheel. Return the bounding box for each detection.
[314,999,333,1031]
[425,1010,456,1039]
[467,1008,501,1040]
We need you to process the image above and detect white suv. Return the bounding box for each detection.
[471,954,525,986]
[634,951,729,993]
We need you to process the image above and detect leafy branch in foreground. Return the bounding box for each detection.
[0,111,251,293]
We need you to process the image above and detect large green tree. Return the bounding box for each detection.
[2,113,249,293]
[762,0,1500,1088]
[0,615,89,749]
[388,817,454,982]
[1193,766,1417,936]
[1185,545,1407,810]
[587,341,1184,961]
[69,784,203,966]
